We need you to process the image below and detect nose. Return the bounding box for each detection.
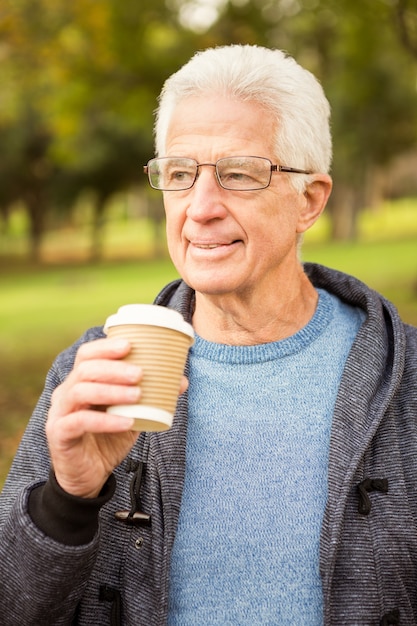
[186,165,228,222]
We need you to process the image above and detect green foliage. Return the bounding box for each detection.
[0,0,202,258]
[203,0,417,238]
[1,0,417,258]
[207,0,417,174]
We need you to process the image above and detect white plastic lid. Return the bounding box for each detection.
[104,304,194,340]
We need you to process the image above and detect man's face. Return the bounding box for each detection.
[163,95,313,301]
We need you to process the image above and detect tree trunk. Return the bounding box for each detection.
[90,194,108,262]
[25,189,45,263]
[148,196,167,258]
[328,184,359,241]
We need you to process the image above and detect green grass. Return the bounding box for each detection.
[1,259,180,354]
[1,197,417,487]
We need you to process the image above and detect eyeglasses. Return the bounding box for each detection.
[143,156,311,191]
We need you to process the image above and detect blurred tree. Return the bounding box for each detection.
[0,0,200,259]
[0,116,56,261]
[202,0,417,239]
[1,0,417,256]
[396,0,417,59]
[317,0,417,239]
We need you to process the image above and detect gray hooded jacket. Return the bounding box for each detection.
[1,263,417,625]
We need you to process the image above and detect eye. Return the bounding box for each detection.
[163,161,196,188]
[224,169,251,182]
[218,159,265,188]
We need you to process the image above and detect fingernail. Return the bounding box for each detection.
[119,417,136,430]
[126,365,141,382]
[126,386,141,401]
[113,338,130,350]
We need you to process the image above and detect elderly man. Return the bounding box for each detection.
[1,45,416,625]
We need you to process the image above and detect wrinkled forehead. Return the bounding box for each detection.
[156,92,277,157]
[161,95,278,160]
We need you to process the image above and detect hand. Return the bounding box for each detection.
[46,337,188,499]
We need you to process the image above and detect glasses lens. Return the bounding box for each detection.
[148,158,197,190]
[216,157,271,190]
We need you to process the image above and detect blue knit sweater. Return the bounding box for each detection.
[168,290,365,625]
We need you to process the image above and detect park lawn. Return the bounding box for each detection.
[1,220,417,486]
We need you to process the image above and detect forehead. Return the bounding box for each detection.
[165,95,277,158]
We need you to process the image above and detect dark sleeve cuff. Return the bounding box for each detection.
[28,470,116,546]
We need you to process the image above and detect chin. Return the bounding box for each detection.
[191,277,251,299]
[185,274,237,296]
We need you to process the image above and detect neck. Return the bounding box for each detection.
[192,267,318,345]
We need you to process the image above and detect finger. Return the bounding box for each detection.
[53,356,143,416]
[74,337,132,367]
[73,359,143,385]
[50,381,141,421]
[46,411,139,497]
[47,409,137,443]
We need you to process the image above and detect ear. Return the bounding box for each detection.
[296,174,332,234]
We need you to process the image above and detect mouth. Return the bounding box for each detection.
[187,239,243,263]
[191,240,241,249]
[195,243,227,249]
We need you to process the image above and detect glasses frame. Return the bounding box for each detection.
[143,156,311,192]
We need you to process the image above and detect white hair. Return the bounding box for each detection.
[154,44,332,192]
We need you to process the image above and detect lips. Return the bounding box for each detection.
[189,239,241,248]
[194,243,230,249]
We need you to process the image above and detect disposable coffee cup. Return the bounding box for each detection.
[104,304,194,431]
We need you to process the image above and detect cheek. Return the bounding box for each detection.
[164,211,185,265]
[249,212,298,260]
[164,192,195,250]
[164,202,181,237]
